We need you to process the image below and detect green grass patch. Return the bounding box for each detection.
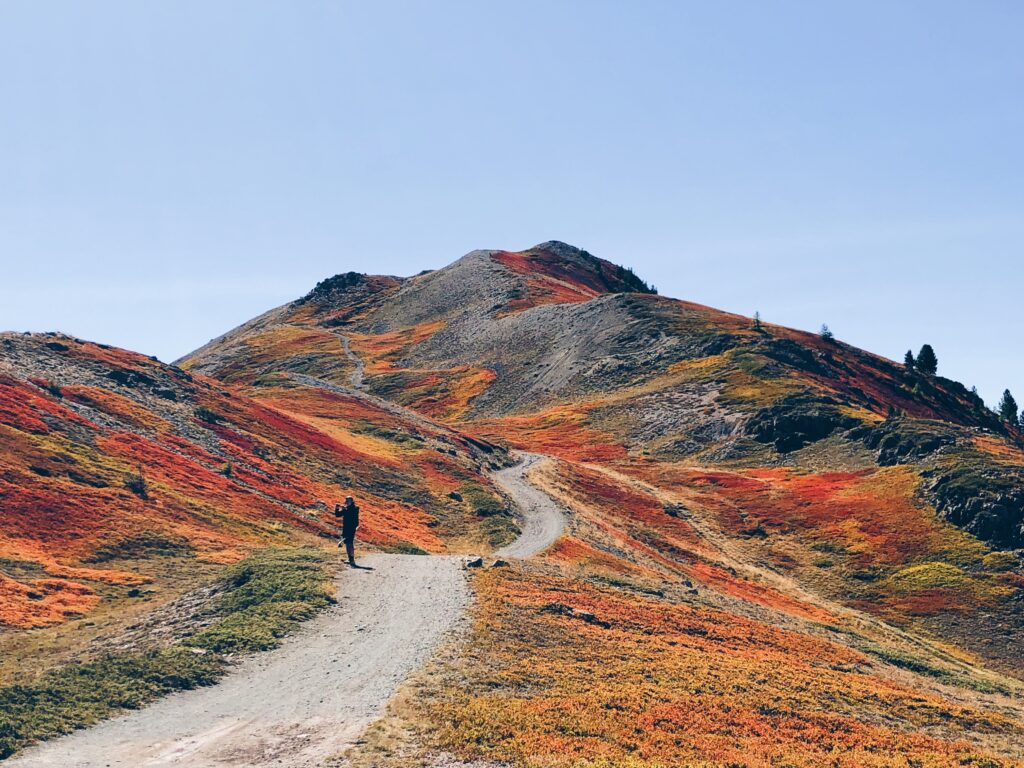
[885,562,969,592]
[85,530,194,563]
[184,548,336,653]
[982,551,1019,572]
[481,516,519,548]
[380,541,430,555]
[352,420,424,448]
[860,644,1015,696]
[0,547,335,759]
[0,648,223,759]
[458,481,505,517]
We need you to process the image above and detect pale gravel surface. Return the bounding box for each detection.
[339,335,364,389]
[8,456,567,768]
[492,453,566,559]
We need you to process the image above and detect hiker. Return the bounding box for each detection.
[335,496,360,567]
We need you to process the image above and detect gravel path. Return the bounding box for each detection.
[492,453,566,559]
[339,336,365,389]
[8,456,567,768]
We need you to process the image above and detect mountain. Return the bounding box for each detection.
[182,241,1023,542]
[180,242,1024,765]
[4,242,1024,766]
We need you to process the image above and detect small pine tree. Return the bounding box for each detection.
[820,324,835,342]
[968,385,984,409]
[998,389,1019,424]
[903,350,915,371]
[916,344,938,375]
[753,311,762,331]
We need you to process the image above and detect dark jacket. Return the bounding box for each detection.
[338,501,359,538]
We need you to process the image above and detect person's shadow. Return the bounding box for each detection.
[349,563,374,570]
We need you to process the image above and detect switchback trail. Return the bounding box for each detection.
[9,454,566,768]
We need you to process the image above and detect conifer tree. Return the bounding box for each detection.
[820,324,835,342]
[998,389,1019,424]
[916,344,938,375]
[904,350,915,370]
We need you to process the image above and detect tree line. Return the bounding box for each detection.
[757,313,1022,430]
[903,344,1021,428]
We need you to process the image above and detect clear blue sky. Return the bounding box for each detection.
[1,2,1022,406]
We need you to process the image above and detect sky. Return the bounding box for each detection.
[1,1,1022,406]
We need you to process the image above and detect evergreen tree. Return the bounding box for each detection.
[903,350,915,370]
[916,344,938,375]
[753,311,762,331]
[820,324,835,342]
[998,389,1019,424]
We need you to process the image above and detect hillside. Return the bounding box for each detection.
[0,331,513,697]
[179,242,1024,766]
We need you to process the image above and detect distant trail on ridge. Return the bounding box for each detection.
[340,335,365,389]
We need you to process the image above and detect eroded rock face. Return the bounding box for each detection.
[745,395,860,453]
[923,467,1024,549]
[849,418,959,466]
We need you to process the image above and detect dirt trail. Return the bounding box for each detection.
[339,335,365,389]
[492,453,566,559]
[9,456,566,768]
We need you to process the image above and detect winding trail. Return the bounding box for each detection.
[492,453,566,559]
[8,454,566,768]
[339,335,365,389]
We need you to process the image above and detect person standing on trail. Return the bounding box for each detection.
[336,496,360,567]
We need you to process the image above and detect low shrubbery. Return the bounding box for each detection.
[458,482,505,517]
[85,530,193,563]
[860,643,1015,696]
[0,547,335,759]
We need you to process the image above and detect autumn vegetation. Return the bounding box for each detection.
[5,242,1024,765]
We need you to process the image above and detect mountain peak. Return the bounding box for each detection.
[490,242,657,298]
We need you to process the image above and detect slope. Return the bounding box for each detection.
[0,332,517,711]
[182,241,1024,766]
